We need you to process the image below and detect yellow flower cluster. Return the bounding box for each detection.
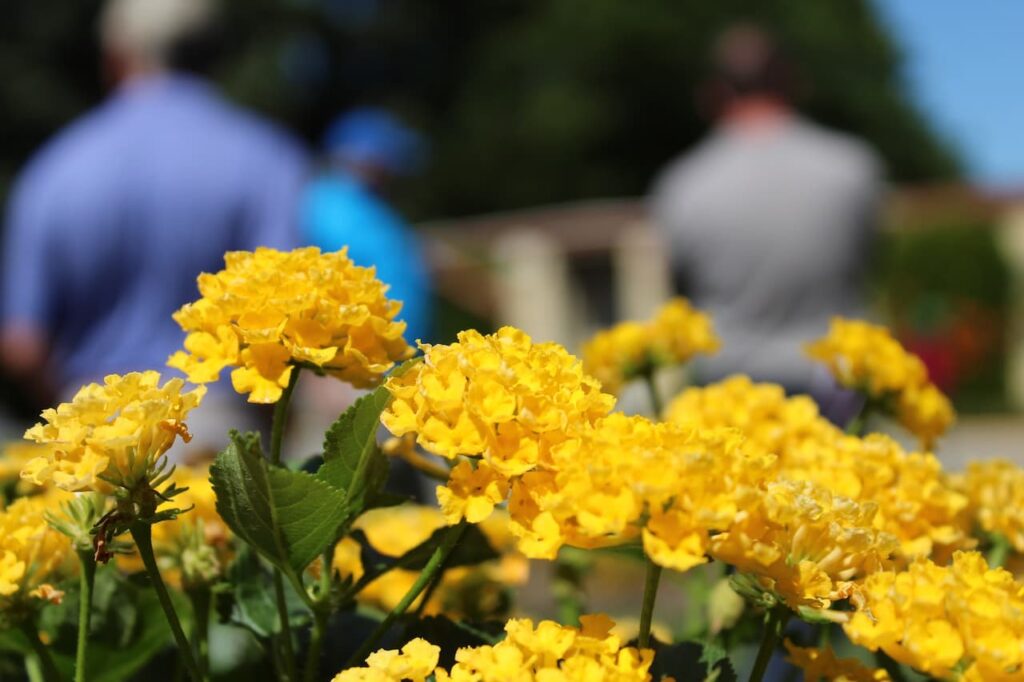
[511,413,772,565]
[333,638,440,682]
[337,615,654,682]
[169,247,412,403]
[956,459,1024,553]
[582,297,719,394]
[0,491,74,609]
[666,376,971,563]
[329,505,527,619]
[806,317,954,448]
[784,640,890,681]
[119,466,232,587]
[845,551,1024,680]
[382,327,614,524]
[711,479,897,610]
[21,371,204,493]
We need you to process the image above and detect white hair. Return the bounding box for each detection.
[99,0,215,68]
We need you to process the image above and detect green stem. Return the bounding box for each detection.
[273,571,298,682]
[130,523,205,682]
[303,610,329,682]
[75,550,96,682]
[302,545,337,682]
[637,558,663,648]
[269,367,301,681]
[18,620,60,682]
[845,402,871,436]
[643,371,664,418]
[987,534,1012,569]
[346,521,468,667]
[748,607,788,682]
[188,587,212,680]
[270,367,301,466]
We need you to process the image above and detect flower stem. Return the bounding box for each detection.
[638,558,663,648]
[269,367,301,681]
[303,610,329,682]
[987,533,1012,569]
[18,620,60,682]
[188,586,212,680]
[273,571,298,682]
[346,521,468,667]
[270,367,301,466]
[643,371,664,418]
[75,549,96,682]
[130,522,205,682]
[845,401,871,436]
[749,607,788,682]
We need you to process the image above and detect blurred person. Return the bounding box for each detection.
[650,23,882,420]
[0,0,308,454]
[301,108,433,345]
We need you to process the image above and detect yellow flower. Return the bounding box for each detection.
[0,491,75,610]
[956,458,1024,554]
[710,479,896,611]
[784,640,890,681]
[22,372,204,493]
[170,247,412,403]
[381,327,614,525]
[437,461,509,525]
[666,376,972,564]
[844,551,1024,679]
[333,638,440,682]
[339,615,654,682]
[806,318,954,448]
[509,413,772,565]
[581,297,719,395]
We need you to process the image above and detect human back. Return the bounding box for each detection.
[650,24,882,394]
[0,0,307,397]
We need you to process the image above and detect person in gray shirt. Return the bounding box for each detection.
[650,24,882,414]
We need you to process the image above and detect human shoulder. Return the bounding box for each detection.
[790,118,883,179]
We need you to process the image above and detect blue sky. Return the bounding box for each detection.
[872,0,1024,188]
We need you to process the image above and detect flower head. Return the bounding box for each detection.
[169,247,412,402]
[339,615,654,682]
[382,327,614,524]
[22,372,204,493]
[0,491,75,613]
[710,479,897,611]
[844,551,1024,680]
[582,297,719,395]
[956,458,1024,554]
[806,318,954,448]
[666,376,971,564]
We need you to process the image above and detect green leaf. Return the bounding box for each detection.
[225,547,310,638]
[212,431,350,574]
[318,386,392,511]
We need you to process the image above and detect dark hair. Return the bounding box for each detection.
[711,23,792,99]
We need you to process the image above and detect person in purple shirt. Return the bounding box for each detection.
[0,0,308,414]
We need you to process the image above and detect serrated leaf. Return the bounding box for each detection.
[318,386,392,511]
[212,431,350,574]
